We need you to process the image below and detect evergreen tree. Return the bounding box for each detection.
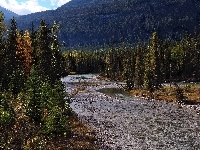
[25,67,45,124]
[162,40,172,80]
[171,44,184,80]
[35,20,52,80]
[30,22,37,67]
[35,20,66,82]
[26,67,70,133]
[134,43,144,89]
[3,18,25,95]
[193,33,200,80]
[181,32,200,80]
[0,12,6,89]
[122,46,135,89]
[144,31,162,90]
[49,21,66,80]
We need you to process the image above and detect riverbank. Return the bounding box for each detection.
[129,85,200,105]
[98,75,200,105]
[63,74,200,149]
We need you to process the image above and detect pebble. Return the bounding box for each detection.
[63,74,200,150]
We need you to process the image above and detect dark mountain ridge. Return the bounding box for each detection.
[8,0,200,47]
[0,6,19,20]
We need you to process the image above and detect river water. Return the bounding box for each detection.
[61,74,200,150]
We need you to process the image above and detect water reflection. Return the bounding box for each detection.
[97,88,131,97]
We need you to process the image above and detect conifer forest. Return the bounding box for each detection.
[0,5,200,148]
[0,12,73,149]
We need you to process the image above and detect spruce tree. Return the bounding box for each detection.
[134,43,144,89]
[0,12,6,89]
[50,21,66,80]
[35,20,52,80]
[144,31,162,90]
[30,22,37,67]
[3,18,25,95]
[25,67,44,124]
[162,40,172,80]
[171,44,184,80]
[35,20,65,82]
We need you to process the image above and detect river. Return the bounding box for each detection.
[61,74,200,150]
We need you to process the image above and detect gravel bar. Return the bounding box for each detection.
[62,74,200,150]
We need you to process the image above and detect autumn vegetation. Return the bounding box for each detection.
[63,30,200,104]
[0,12,97,149]
[1,5,200,148]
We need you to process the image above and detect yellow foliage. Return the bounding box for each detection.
[16,30,32,75]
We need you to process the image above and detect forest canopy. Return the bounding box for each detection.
[0,12,70,149]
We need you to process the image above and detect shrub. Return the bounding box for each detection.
[25,67,71,136]
[175,86,185,104]
[0,108,15,126]
[184,84,191,92]
[0,92,15,126]
[40,106,70,136]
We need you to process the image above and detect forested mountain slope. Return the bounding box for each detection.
[14,0,200,47]
[0,6,19,20]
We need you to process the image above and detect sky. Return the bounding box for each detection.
[0,0,71,15]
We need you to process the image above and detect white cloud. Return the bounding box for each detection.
[0,0,72,15]
[57,0,71,7]
[0,0,50,15]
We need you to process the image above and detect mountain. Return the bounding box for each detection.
[14,0,200,47]
[0,6,19,20]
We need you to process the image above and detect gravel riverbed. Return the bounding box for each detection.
[62,74,200,150]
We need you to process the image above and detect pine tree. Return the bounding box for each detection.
[3,18,25,95]
[122,47,135,89]
[181,32,200,80]
[30,22,37,66]
[193,33,200,80]
[0,12,6,89]
[144,31,162,90]
[171,43,184,80]
[134,43,144,89]
[25,67,44,124]
[162,40,172,80]
[50,21,67,80]
[35,20,52,80]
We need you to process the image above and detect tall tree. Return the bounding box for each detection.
[35,20,52,80]
[162,40,172,80]
[50,21,67,80]
[171,44,184,80]
[144,31,162,90]
[134,43,144,89]
[3,18,25,94]
[181,32,200,80]
[16,30,33,76]
[0,12,6,88]
[30,22,37,67]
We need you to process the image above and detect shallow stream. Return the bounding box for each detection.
[62,74,200,150]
